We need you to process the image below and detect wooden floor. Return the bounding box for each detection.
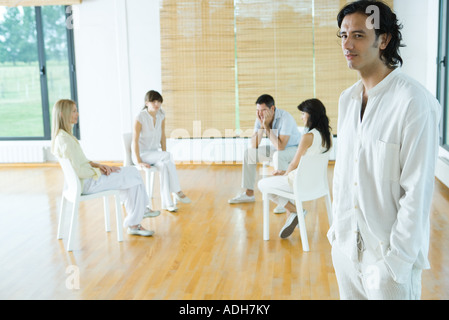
[0,163,448,300]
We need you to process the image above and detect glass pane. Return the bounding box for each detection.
[41,5,71,127]
[0,7,44,137]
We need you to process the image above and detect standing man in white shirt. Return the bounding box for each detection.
[329,1,441,300]
[228,94,301,208]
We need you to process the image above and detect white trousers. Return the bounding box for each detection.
[331,238,422,300]
[137,150,181,209]
[257,176,293,208]
[243,145,297,191]
[82,166,148,228]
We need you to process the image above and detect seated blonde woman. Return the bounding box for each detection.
[258,99,332,239]
[51,99,159,237]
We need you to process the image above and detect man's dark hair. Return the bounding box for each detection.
[256,94,275,108]
[337,0,405,68]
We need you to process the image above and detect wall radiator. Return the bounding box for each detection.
[0,137,336,164]
[0,145,45,163]
[167,137,337,163]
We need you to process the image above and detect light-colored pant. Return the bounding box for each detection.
[136,150,181,209]
[82,166,148,228]
[257,175,292,208]
[243,145,297,191]
[331,238,422,300]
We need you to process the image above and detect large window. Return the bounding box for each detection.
[438,0,449,150]
[0,5,78,140]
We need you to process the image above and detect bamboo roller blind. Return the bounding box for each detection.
[235,0,314,136]
[314,0,360,132]
[160,0,236,139]
[160,0,394,137]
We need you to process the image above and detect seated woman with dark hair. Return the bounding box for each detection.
[132,90,190,212]
[258,99,332,239]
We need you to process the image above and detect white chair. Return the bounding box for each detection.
[261,153,332,252]
[56,157,123,252]
[261,126,305,211]
[122,133,158,208]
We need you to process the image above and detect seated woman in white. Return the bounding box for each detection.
[132,90,190,212]
[51,99,159,237]
[258,99,332,239]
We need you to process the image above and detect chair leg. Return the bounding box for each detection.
[103,196,111,232]
[296,202,309,252]
[324,193,332,226]
[149,172,155,199]
[263,192,270,241]
[114,195,123,242]
[67,201,80,252]
[145,171,153,209]
[262,162,269,178]
[57,196,67,240]
[145,171,155,199]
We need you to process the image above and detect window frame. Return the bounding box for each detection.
[438,0,448,150]
[0,5,79,141]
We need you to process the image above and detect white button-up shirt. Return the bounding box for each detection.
[328,68,441,283]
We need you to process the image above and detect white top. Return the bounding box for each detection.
[304,128,327,156]
[134,108,165,154]
[287,128,327,185]
[328,68,441,283]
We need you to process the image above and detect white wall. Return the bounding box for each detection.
[126,1,162,108]
[394,0,439,95]
[395,0,449,188]
[72,0,161,161]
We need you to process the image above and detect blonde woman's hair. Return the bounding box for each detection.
[51,99,76,153]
